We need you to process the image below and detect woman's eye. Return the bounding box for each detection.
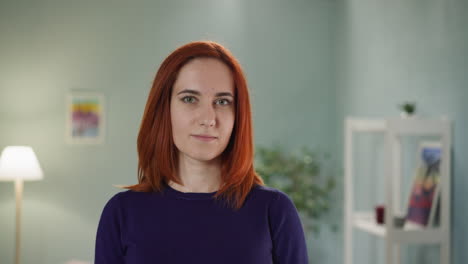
[216,99,231,105]
[181,96,196,103]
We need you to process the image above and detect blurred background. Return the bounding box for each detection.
[0,0,466,263]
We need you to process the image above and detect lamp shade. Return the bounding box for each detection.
[0,146,44,181]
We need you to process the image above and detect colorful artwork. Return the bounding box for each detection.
[405,142,441,227]
[66,92,105,144]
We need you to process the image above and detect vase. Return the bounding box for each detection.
[400,112,416,119]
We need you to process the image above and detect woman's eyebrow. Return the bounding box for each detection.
[177,89,234,98]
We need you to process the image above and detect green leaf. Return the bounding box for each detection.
[254,144,337,234]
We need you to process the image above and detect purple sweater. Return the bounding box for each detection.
[94,183,309,264]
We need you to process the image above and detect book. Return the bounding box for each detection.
[404,142,441,228]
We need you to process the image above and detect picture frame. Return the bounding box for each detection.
[66,92,105,145]
[404,141,441,229]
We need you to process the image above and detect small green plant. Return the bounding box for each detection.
[399,102,416,114]
[255,144,336,234]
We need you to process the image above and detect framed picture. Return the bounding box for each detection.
[404,141,441,228]
[66,92,105,144]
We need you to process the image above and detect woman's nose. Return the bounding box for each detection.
[199,104,216,127]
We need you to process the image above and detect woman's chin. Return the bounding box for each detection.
[187,153,221,163]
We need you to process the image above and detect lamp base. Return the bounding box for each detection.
[15,178,23,264]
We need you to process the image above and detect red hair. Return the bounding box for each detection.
[121,41,264,210]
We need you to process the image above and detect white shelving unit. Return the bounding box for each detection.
[343,117,452,264]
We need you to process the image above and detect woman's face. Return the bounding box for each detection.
[170,57,235,162]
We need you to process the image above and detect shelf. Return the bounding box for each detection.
[344,117,452,264]
[352,212,444,243]
[353,212,386,237]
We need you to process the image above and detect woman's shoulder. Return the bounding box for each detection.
[104,185,292,208]
[103,189,157,206]
[252,184,289,196]
[114,189,148,197]
[251,184,280,196]
[249,184,293,206]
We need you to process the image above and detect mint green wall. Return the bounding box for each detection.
[0,0,336,263]
[2,0,467,263]
[334,0,468,263]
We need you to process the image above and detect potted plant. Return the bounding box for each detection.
[399,102,416,118]
[254,144,336,234]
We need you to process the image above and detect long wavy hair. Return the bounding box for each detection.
[121,41,264,210]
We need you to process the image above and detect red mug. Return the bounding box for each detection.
[375,205,385,224]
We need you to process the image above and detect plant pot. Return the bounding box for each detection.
[400,112,416,119]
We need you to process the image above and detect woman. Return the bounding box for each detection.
[95,41,309,264]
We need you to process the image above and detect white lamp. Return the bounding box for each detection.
[0,146,44,264]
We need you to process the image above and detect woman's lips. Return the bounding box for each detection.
[192,135,217,142]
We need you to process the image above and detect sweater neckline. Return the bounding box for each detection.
[163,183,218,200]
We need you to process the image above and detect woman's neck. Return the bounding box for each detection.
[168,153,223,193]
